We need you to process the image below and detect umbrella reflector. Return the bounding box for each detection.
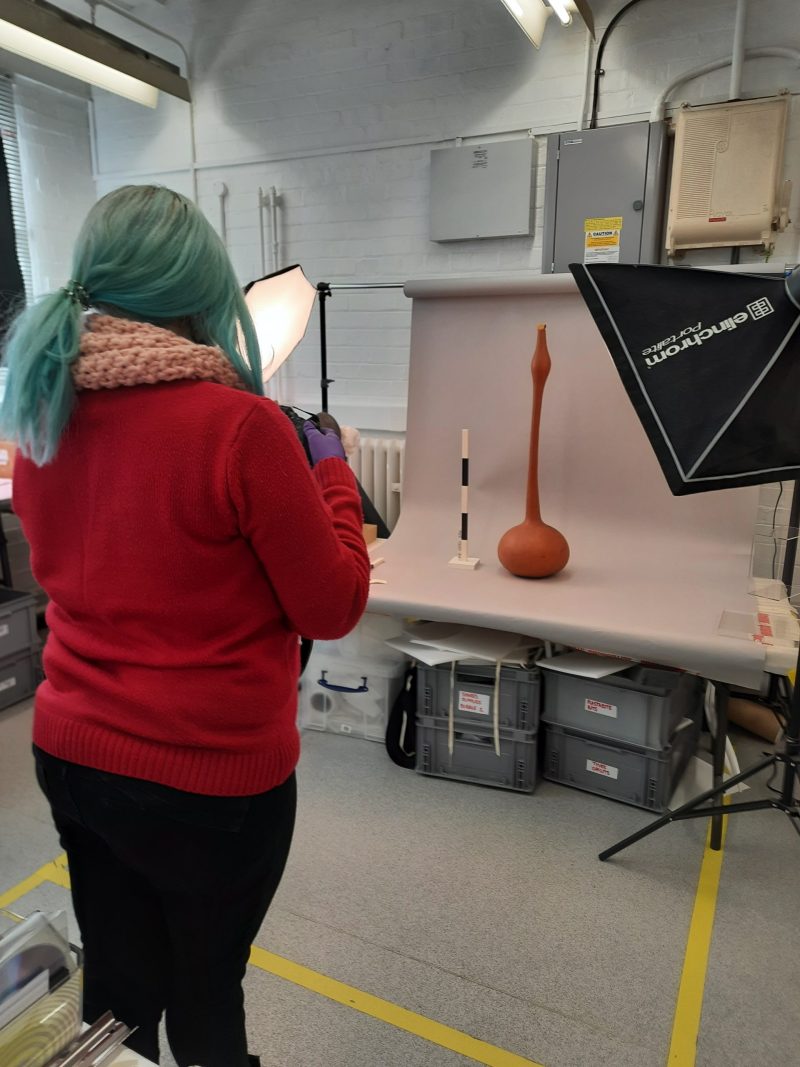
[570,262,800,495]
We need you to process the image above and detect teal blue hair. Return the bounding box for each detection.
[0,185,263,465]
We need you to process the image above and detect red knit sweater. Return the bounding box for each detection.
[14,382,370,796]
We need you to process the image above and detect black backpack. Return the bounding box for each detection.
[385,666,417,769]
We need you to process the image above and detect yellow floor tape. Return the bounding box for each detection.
[667,814,728,1066]
[1,818,731,1067]
[0,826,732,1067]
[2,808,733,1067]
[0,854,542,1066]
[0,854,69,911]
[248,944,543,1067]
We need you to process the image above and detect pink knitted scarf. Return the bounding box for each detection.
[72,315,246,392]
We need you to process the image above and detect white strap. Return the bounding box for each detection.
[494,660,502,756]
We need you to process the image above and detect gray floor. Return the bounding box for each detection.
[1,698,798,1067]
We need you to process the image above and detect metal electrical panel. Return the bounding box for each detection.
[430,138,536,242]
[542,121,668,273]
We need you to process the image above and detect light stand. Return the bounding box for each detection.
[599,659,800,860]
[601,477,800,861]
[566,261,800,861]
[781,478,800,589]
[314,282,405,413]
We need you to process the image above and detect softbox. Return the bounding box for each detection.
[570,262,800,496]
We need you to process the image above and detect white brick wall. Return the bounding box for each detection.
[13,77,94,297]
[24,0,800,429]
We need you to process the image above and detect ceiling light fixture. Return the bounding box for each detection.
[499,0,549,48]
[0,0,190,108]
[498,0,594,48]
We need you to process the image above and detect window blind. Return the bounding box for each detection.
[0,75,32,304]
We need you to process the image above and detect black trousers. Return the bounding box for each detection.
[34,747,297,1067]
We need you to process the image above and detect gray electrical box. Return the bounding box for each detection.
[430,138,536,242]
[542,121,668,273]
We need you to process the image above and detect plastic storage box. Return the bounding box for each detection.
[0,587,39,663]
[299,654,406,742]
[417,716,538,793]
[417,662,540,731]
[543,714,701,811]
[0,647,41,711]
[542,664,701,750]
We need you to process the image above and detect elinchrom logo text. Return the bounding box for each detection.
[642,298,774,368]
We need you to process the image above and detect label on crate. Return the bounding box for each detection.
[458,690,491,717]
[585,697,618,718]
[0,625,8,639]
[586,759,619,780]
[0,676,16,693]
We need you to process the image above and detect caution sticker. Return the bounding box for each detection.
[584,216,623,265]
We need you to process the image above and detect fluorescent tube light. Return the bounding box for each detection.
[0,19,158,106]
[548,1,573,26]
[0,0,190,107]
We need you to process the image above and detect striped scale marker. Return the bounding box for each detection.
[448,428,480,569]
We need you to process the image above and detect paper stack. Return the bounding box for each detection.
[385,621,537,667]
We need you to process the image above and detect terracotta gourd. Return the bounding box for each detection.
[497,324,569,578]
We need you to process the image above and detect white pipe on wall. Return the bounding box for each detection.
[268,185,280,272]
[212,180,227,245]
[576,26,594,131]
[257,187,266,276]
[651,47,800,123]
[88,124,541,185]
[257,186,281,274]
[729,0,748,100]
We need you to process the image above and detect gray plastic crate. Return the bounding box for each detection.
[418,663,540,732]
[542,665,701,750]
[416,715,538,793]
[0,647,41,711]
[542,714,701,812]
[0,587,39,663]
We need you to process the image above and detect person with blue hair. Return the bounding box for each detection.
[2,184,370,1067]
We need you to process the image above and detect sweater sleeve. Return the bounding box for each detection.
[227,400,371,640]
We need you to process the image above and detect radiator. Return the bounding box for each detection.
[351,437,405,531]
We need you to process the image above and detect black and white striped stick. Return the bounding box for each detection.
[459,428,470,561]
[449,428,479,569]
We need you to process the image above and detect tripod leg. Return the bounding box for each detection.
[599,753,777,862]
[710,682,730,850]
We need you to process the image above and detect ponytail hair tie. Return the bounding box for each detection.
[62,281,91,310]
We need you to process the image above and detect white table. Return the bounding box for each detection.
[369,273,777,690]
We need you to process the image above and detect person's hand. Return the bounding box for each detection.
[303,420,346,465]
